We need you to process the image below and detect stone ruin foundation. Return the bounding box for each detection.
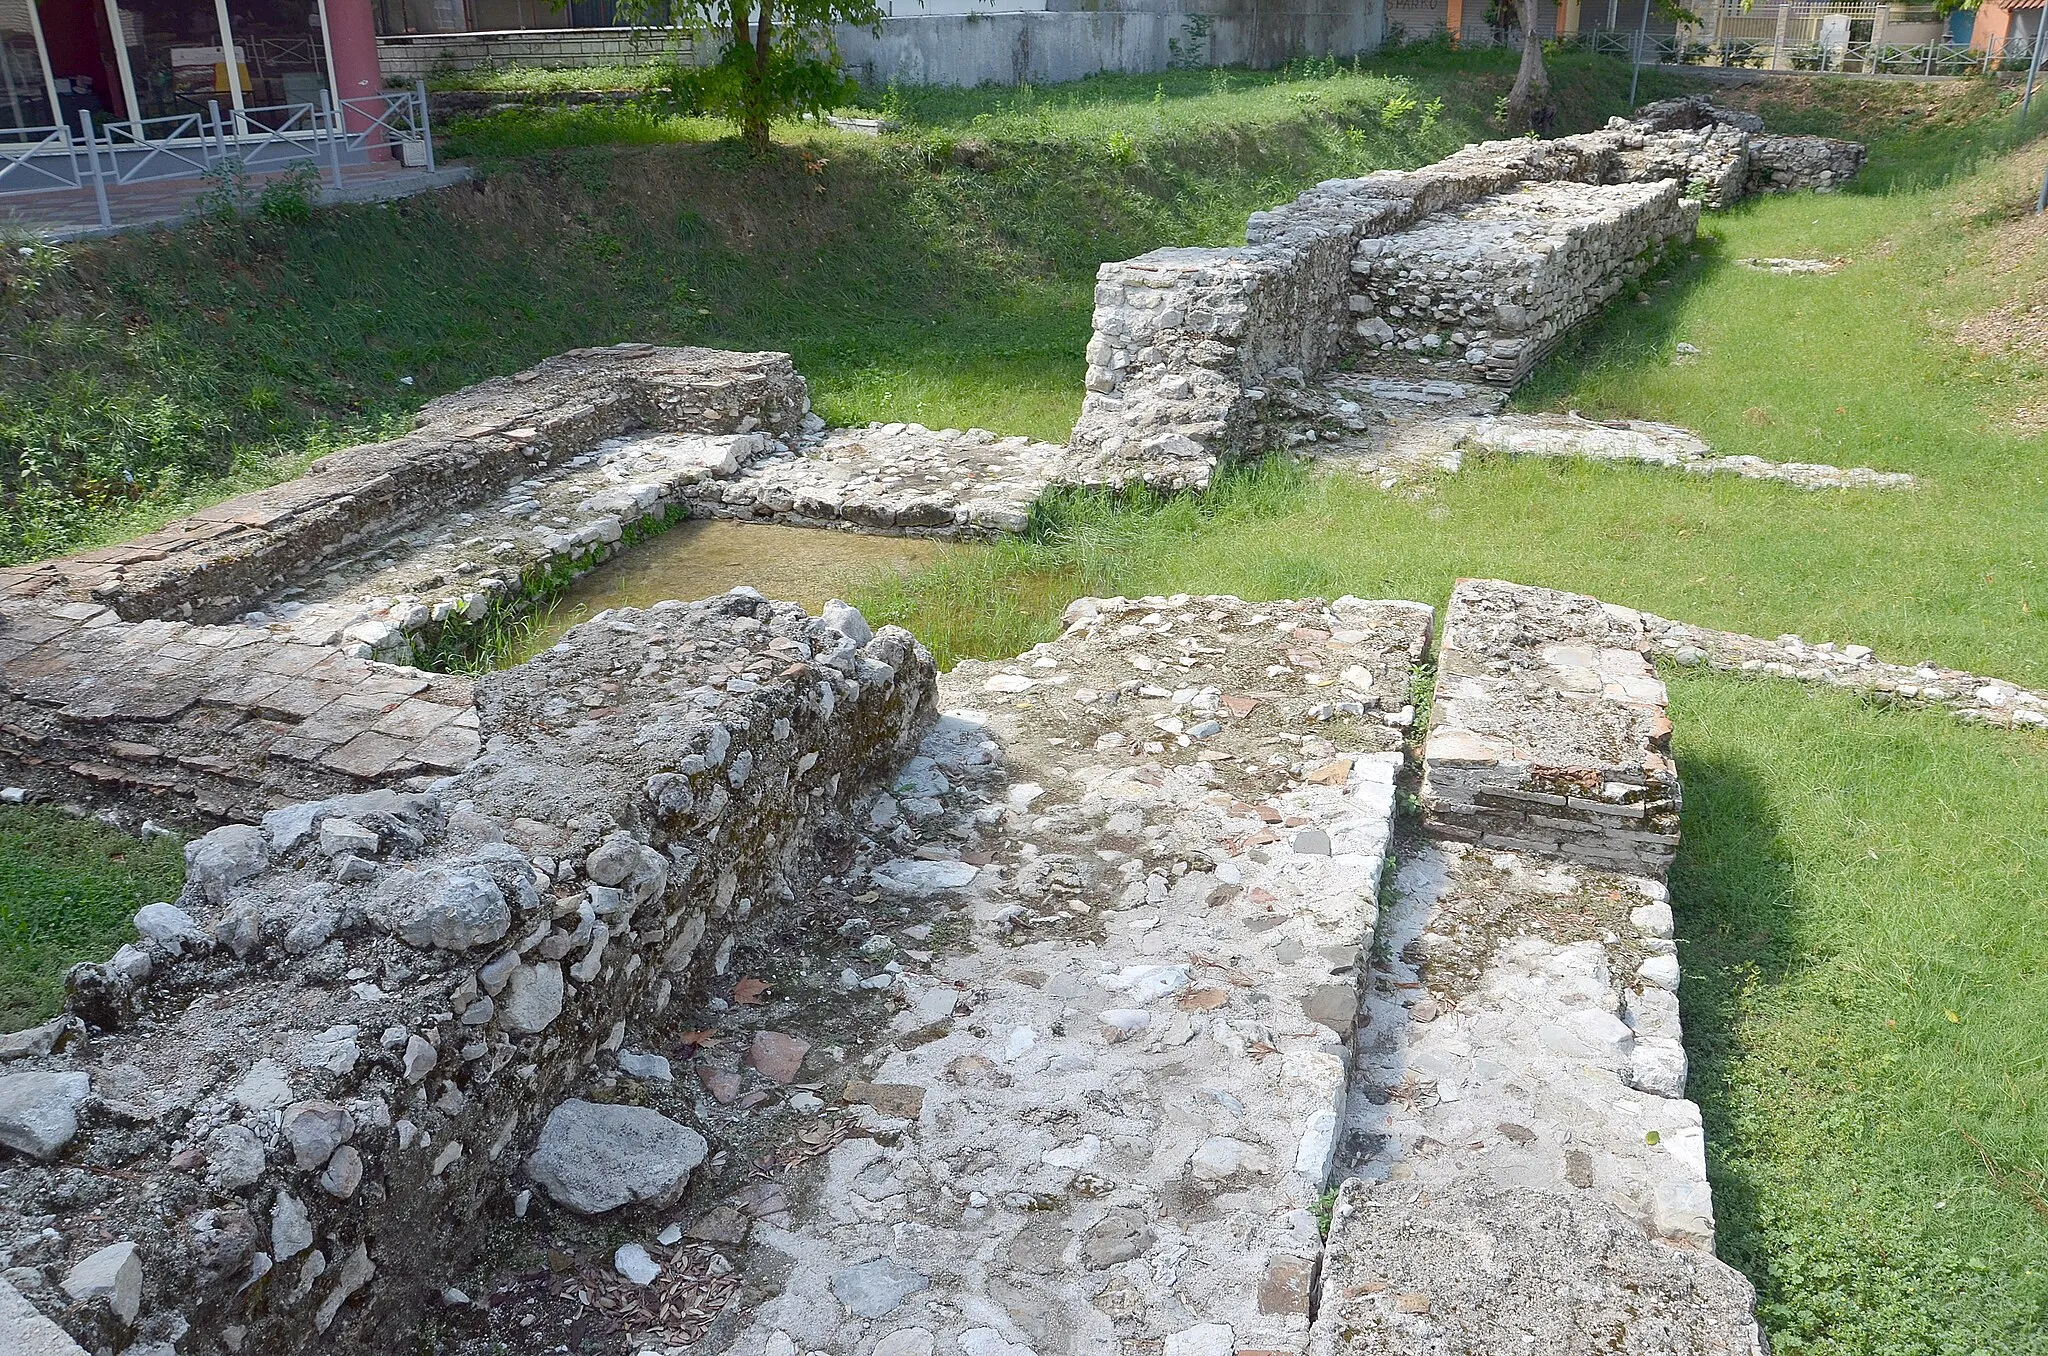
[2,95,2037,1356]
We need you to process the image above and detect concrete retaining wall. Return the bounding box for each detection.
[380,1,1386,90]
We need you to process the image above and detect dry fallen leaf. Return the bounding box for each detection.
[677,1029,720,1048]
[1179,988,1229,1011]
[731,977,769,1006]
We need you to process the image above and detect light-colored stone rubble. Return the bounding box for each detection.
[719,592,1432,1356]
[1643,614,2048,730]
[1422,580,1681,879]
[1734,257,1843,274]
[1379,411,1917,490]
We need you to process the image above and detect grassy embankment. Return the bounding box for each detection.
[1,55,2043,1354]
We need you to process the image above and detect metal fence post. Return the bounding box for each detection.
[79,109,111,230]
[319,91,345,187]
[1628,0,1650,108]
[416,78,436,173]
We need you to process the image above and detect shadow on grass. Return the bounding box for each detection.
[1668,744,1810,1298]
[1513,224,1729,410]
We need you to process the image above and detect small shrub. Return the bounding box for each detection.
[257,163,322,224]
[1381,90,1420,127]
[193,157,255,220]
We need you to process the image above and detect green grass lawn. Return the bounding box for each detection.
[1,54,2044,1354]
[0,807,186,1031]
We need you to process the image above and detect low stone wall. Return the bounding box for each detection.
[0,594,936,1356]
[376,28,688,83]
[1069,104,1864,484]
[1349,179,1697,383]
[0,346,807,628]
[1421,579,1683,878]
[1747,133,1868,194]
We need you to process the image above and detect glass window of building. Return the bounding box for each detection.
[1,0,59,135]
[225,0,333,114]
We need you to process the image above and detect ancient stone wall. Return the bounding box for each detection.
[1421,580,1682,878]
[0,594,935,1356]
[1348,180,1698,384]
[0,346,808,628]
[1069,104,1864,485]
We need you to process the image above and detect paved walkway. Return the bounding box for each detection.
[0,159,469,239]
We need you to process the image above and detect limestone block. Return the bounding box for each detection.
[1307,1179,1765,1355]
[1422,580,1681,877]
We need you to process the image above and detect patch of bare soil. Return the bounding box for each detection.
[1949,147,2048,431]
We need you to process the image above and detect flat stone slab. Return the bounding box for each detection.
[724,593,1433,1356]
[691,423,1069,537]
[1381,412,1915,490]
[1348,842,1712,1248]
[1308,1178,1765,1356]
[1421,580,1681,878]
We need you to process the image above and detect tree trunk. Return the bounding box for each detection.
[1505,14,1554,136]
[743,0,774,154]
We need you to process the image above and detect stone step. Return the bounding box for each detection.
[1421,579,1682,879]
[1345,841,1709,1248]
[713,592,1433,1356]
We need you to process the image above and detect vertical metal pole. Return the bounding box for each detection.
[319,90,344,187]
[80,108,111,230]
[207,99,224,165]
[2023,22,2045,123]
[416,79,435,173]
[1628,0,1650,108]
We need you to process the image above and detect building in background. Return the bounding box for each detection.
[1965,0,2042,54]
[2,0,381,139]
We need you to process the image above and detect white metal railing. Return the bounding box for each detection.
[0,80,439,229]
[0,124,85,196]
[1582,26,2043,76]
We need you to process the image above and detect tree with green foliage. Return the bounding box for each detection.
[616,0,881,154]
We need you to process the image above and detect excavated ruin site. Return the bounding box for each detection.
[0,97,2041,1356]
